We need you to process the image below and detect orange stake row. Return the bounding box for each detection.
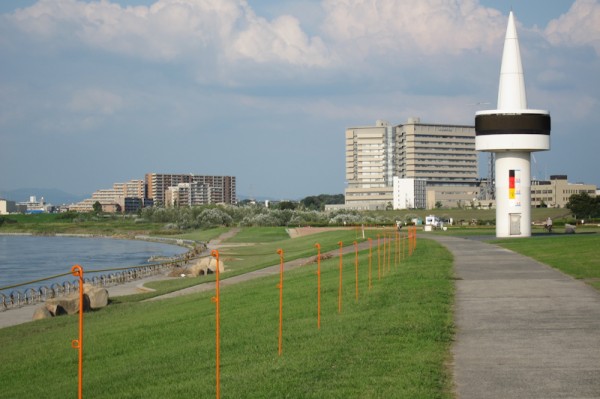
[338,241,343,314]
[277,249,284,356]
[71,264,84,399]
[210,250,221,399]
[67,228,417,399]
[315,243,322,329]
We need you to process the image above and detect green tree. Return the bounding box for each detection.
[435,201,443,209]
[300,194,344,211]
[92,201,102,213]
[277,201,297,210]
[566,192,600,219]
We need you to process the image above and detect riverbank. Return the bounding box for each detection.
[0,275,177,329]
[0,229,236,329]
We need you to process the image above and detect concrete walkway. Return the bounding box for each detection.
[428,235,600,399]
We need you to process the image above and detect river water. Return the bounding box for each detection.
[0,235,188,294]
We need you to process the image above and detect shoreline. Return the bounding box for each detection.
[0,234,204,300]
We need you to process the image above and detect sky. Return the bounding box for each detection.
[1,0,599,201]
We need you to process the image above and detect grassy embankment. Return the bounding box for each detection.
[492,234,600,291]
[0,229,454,398]
[0,213,168,236]
[369,207,570,225]
[116,227,396,303]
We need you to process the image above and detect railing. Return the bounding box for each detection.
[0,242,206,311]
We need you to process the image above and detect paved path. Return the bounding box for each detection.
[428,235,600,399]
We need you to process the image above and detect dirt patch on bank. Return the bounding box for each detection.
[287,227,355,238]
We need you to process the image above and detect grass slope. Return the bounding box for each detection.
[492,234,600,290]
[0,238,454,398]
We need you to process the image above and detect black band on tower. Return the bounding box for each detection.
[475,113,551,136]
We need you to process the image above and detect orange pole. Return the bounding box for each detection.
[210,250,221,399]
[376,235,381,280]
[277,249,284,356]
[367,238,372,290]
[70,265,84,399]
[353,241,359,302]
[382,233,386,276]
[388,233,392,272]
[414,226,417,250]
[377,234,381,280]
[386,234,391,273]
[314,243,321,329]
[338,241,343,314]
[395,231,399,269]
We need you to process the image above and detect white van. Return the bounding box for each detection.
[425,215,441,228]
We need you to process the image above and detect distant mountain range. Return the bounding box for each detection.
[0,188,87,205]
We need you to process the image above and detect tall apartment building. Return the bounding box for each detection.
[145,173,236,205]
[345,120,394,207]
[165,182,212,207]
[531,175,597,208]
[345,117,478,209]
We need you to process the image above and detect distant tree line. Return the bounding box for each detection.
[137,193,407,230]
[299,194,345,211]
[566,192,600,219]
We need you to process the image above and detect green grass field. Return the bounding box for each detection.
[2,223,599,398]
[0,235,454,398]
[370,207,570,224]
[492,234,600,290]
[0,213,167,235]
[114,227,402,303]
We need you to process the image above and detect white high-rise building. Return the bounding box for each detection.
[345,118,478,209]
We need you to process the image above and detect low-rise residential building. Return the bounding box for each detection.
[69,180,146,213]
[17,196,50,213]
[531,175,597,208]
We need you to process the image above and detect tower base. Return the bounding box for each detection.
[495,152,531,238]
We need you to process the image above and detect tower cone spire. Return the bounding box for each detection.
[498,11,527,110]
[474,11,551,238]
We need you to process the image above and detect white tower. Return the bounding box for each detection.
[475,12,551,237]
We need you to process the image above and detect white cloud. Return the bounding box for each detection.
[320,0,506,58]
[9,0,331,66]
[233,14,330,66]
[68,88,124,115]
[545,0,600,55]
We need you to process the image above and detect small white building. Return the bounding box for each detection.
[393,177,427,210]
[0,198,17,215]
